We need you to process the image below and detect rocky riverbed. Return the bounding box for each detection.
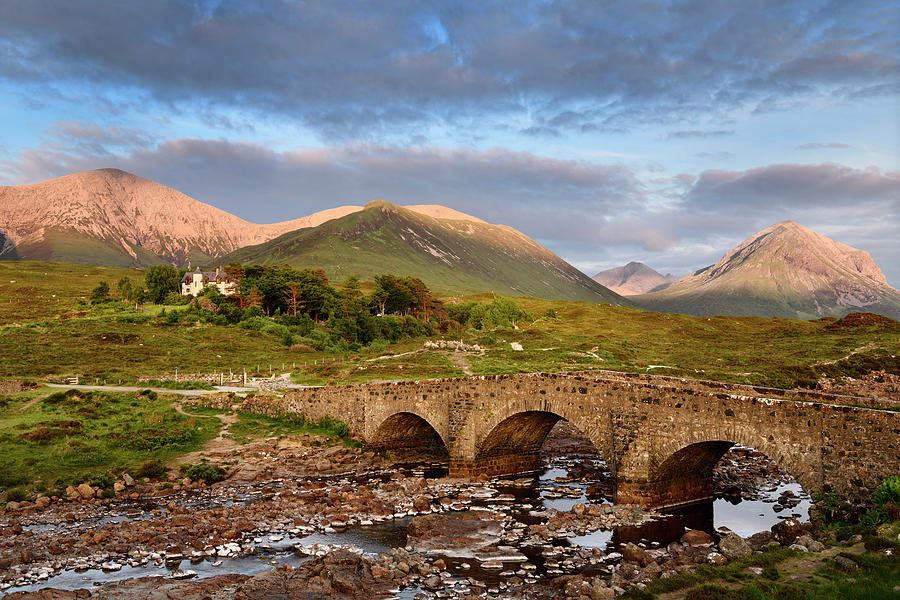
[1,428,820,599]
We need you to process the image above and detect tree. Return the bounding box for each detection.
[224,262,244,283]
[145,265,181,304]
[117,276,132,301]
[285,282,303,316]
[402,276,431,320]
[372,274,421,316]
[247,286,264,309]
[342,274,362,300]
[90,280,110,303]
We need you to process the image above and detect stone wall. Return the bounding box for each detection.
[0,380,26,395]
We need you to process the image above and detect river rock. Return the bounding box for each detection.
[771,518,810,545]
[680,529,714,546]
[834,555,858,572]
[621,542,652,566]
[718,533,752,560]
[794,535,824,552]
[407,510,502,555]
[746,531,774,550]
[76,483,95,500]
[234,551,393,600]
[807,539,825,552]
[590,578,615,599]
[123,473,135,487]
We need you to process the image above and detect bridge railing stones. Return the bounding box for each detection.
[572,369,898,409]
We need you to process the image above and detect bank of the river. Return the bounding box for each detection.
[5,417,876,600]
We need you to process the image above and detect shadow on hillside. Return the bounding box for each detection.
[0,229,19,260]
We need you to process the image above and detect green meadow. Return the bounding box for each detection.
[0,261,897,388]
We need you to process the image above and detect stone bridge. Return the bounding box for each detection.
[271,370,899,509]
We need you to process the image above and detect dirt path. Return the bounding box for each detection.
[18,397,41,411]
[813,342,878,366]
[450,350,473,375]
[173,402,242,464]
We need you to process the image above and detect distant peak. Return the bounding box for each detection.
[364,199,395,210]
[88,168,139,179]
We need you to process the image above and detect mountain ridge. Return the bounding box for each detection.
[0,168,626,304]
[633,220,900,319]
[0,169,503,268]
[221,200,627,304]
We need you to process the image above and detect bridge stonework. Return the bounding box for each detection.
[281,371,899,509]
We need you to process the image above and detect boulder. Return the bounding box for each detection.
[807,540,826,552]
[746,531,775,550]
[718,533,752,560]
[681,529,714,546]
[76,483,95,500]
[412,497,431,513]
[771,518,810,545]
[590,578,616,600]
[407,511,502,556]
[621,542,652,566]
[834,555,858,572]
[235,551,393,600]
[122,473,136,487]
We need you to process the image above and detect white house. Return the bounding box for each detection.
[181,267,236,296]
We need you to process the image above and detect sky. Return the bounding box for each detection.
[0,0,898,284]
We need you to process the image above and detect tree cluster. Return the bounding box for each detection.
[159,263,446,353]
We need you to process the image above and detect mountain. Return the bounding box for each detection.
[593,262,678,295]
[0,168,360,267]
[221,200,628,303]
[633,221,900,319]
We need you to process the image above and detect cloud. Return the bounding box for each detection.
[795,142,853,150]
[1,0,896,140]
[0,135,645,239]
[684,163,900,213]
[667,130,734,139]
[695,151,734,160]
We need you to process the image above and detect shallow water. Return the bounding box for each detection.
[1,458,810,597]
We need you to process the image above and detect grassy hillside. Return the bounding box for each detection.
[3,228,170,269]
[0,388,220,496]
[221,201,625,304]
[0,261,896,390]
[299,294,900,389]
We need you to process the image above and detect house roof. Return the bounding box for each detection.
[182,271,230,283]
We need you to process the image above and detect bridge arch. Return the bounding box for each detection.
[367,411,449,456]
[639,428,821,508]
[452,388,613,477]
